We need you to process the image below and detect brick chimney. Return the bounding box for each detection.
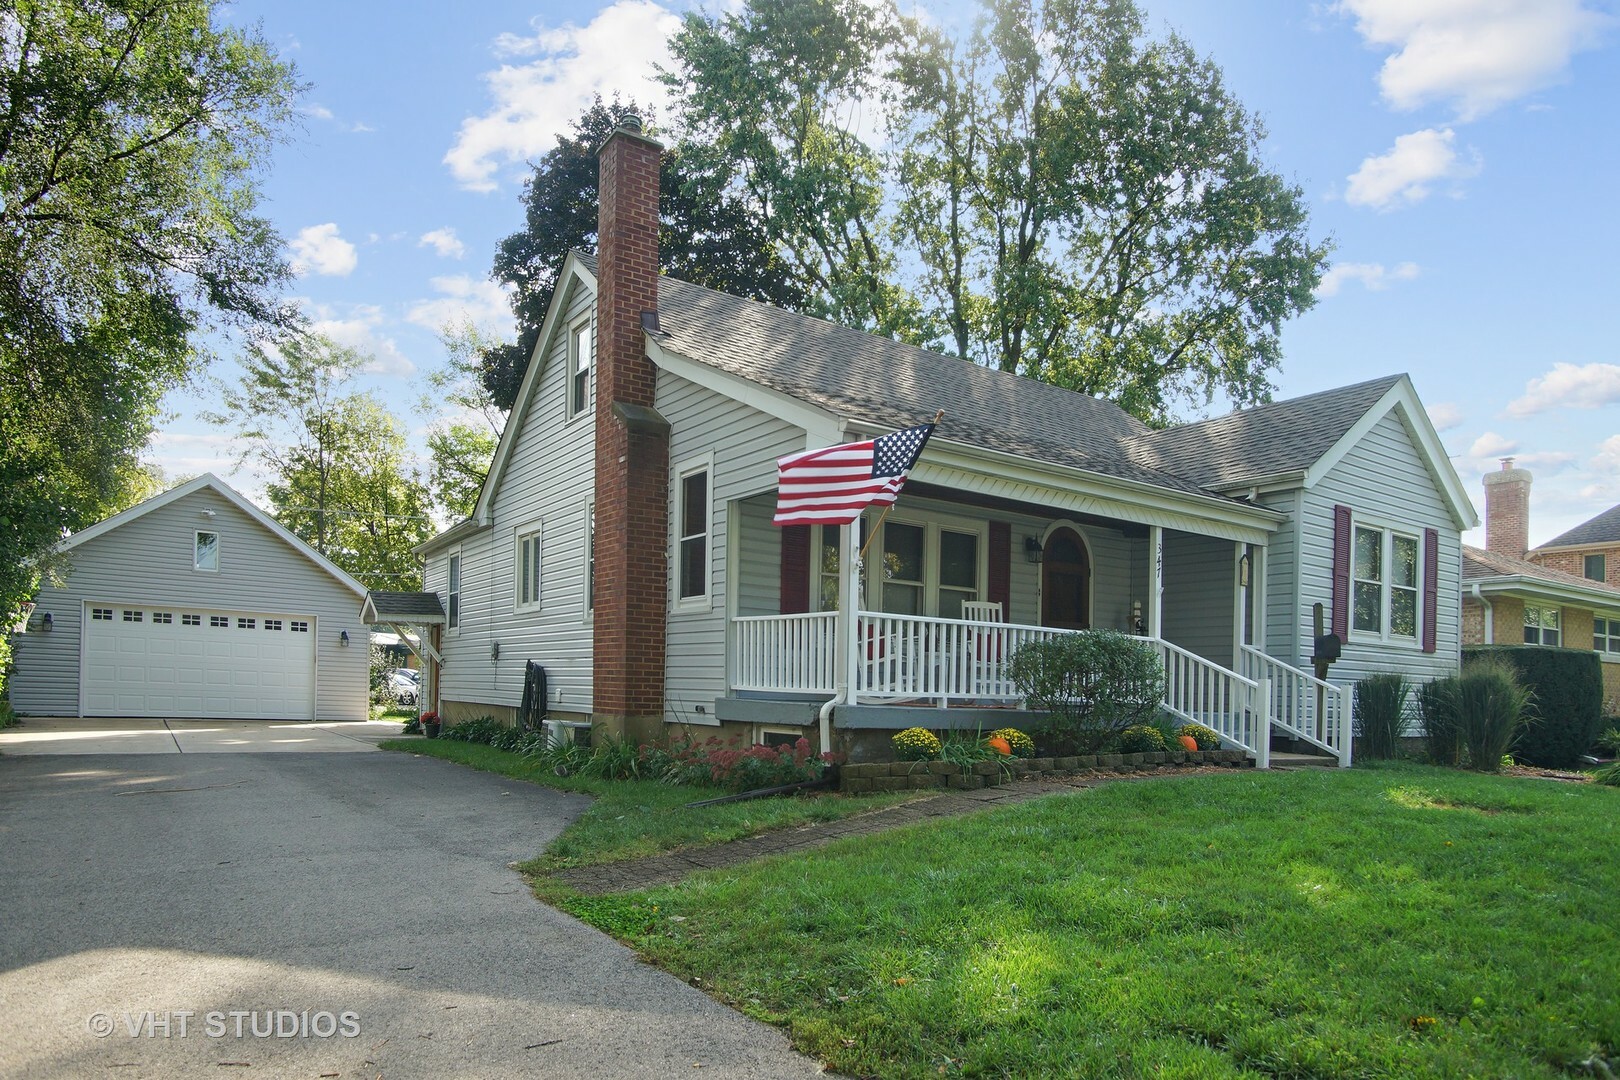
[1483,457,1532,558]
[593,116,669,732]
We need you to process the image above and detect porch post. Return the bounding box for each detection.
[1253,543,1268,655]
[1232,542,1246,664]
[842,514,861,707]
[1148,526,1163,639]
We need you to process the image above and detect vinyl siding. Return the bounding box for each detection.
[1258,489,1303,664]
[10,487,367,720]
[1160,530,1239,667]
[433,278,597,716]
[660,369,809,724]
[1294,409,1462,685]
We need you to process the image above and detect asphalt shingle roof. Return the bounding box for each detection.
[1540,503,1620,549]
[1462,545,1620,598]
[365,592,447,620]
[1122,375,1404,490]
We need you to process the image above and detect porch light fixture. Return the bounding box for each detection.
[339,630,351,647]
[1024,536,1044,564]
[41,611,53,632]
[1238,550,1252,588]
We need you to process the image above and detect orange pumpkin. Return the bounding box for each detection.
[987,736,1013,756]
[1178,734,1200,752]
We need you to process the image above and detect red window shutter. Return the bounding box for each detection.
[1422,528,1439,654]
[1332,505,1351,639]
[780,525,810,614]
[988,522,1011,613]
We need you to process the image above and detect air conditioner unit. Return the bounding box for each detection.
[544,719,592,748]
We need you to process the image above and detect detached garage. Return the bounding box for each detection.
[10,475,369,721]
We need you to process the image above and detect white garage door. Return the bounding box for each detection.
[83,604,317,720]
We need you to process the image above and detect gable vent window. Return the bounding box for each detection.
[153,612,173,624]
[123,610,143,623]
[194,530,219,572]
[182,614,201,626]
[92,608,113,621]
[210,616,229,628]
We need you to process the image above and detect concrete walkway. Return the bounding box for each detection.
[0,717,409,755]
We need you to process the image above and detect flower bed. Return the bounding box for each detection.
[838,748,1250,792]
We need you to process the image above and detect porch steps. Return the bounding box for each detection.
[1267,750,1340,769]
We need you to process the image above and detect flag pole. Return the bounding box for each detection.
[855,410,943,564]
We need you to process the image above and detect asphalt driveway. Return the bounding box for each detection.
[0,744,827,1078]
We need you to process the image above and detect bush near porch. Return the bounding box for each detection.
[1006,629,1165,755]
[1459,646,1604,768]
[558,762,1620,1079]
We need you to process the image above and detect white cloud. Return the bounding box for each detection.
[444,0,682,192]
[1315,260,1420,297]
[405,276,515,338]
[303,302,416,378]
[419,227,467,260]
[1453,430,1578,478]
[1334,0,1609,120]
[1345,128,1482,210]
[1426,401,1462,432]
[1506,362,1620,416]
[289,223,358,277]
[1591,434,1620,472]
[303,103,335,121]
[1468,431,1518,460]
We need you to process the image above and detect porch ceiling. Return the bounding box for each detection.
[905,481,1149,538]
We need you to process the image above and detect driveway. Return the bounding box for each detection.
[0,717,402,755]
[0,741,827,1078]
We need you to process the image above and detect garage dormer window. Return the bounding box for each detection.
[195,531,219,572]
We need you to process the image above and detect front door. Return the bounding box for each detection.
[1041,528,1091,630]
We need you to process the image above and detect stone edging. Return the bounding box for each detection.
[839,749,1250,792]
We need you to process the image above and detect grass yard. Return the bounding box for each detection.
[549,762,1620,1079]
[380,737,916,870]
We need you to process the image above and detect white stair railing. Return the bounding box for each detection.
[1239,645,1352,766]
[853,611,1075,704]
[1151,638,1270,768]
[731,612,838,695]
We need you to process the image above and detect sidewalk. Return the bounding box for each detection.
[0,717,407,755]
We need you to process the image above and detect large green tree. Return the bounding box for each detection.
[421,321,504,521]
[480,96,801,409]
[0,0,300,627]
[207,336,433,591]
[668,0,1330,425]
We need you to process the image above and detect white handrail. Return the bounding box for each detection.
[1151,637,1269,768]
[853,611,1074,705]
[1239,645,1352,766]
[731,612,838,694]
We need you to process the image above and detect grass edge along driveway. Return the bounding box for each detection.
[546,762,1619,1079]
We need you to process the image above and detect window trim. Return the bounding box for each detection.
[672,455,714,611]
[567,317,593,421]
[1348,517,1422,648]
[513,521,543,614]
[1523,603,1561,647]
[1585,553,1607,583]
[446,547,462,635]
[194,530,220,573]
[869,516,988,618]
[1595,613,1620,657]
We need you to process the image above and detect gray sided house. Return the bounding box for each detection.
[11,475,370,721]
[410,120,1477,766]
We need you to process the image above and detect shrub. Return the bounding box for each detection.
[1597,727,1620,756]
[893,727,941,761]
[937,731,1002,767]
[1594,760,1620,787]
[987,727,1034,758]
[658,735,834,792]
[1419,656,1533,772]
[1008,629,1165,755]
[1464,646,1601,767]
[1118,724,1168,754]
[1354,673,1410,760]
[1177,723,1221,751]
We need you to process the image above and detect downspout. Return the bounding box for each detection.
[818,687,844,756]
[1470,582,1494,645]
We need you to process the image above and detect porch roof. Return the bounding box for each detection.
[361,591,447,624]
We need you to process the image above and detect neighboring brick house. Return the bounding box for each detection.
[1463,460,1620,708]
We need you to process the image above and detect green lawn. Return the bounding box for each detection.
[380,738,917,870]
[548,762,1619,1079]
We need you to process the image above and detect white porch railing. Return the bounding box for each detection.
[1239,645,1352,766]
[731,612,838,694]
[1151,638,1270,768]
[853,611,1074,704]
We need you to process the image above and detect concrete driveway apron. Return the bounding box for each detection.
[0,745,829,1078]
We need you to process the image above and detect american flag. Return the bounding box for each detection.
[772,422,937,526]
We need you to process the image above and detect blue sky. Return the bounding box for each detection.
[157,0,1620,546]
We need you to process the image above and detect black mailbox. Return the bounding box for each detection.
[1313,633,1342,663]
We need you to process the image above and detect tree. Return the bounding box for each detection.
[0,0,300,624]
[669,0,1329,425]
[421,321,504,521]
[480,96,801,409]
[207,336,433,591]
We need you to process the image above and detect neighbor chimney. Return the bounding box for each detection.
[593,116,670,731]
[1483,457,1532,558]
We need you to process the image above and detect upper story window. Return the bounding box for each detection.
[1352,525,1418,641]
[1523,604,1560,646]
[1594,615,1620,655]
[515,525,542,612]
[676,463,710,604]
[194,531,219,572]
[569,321,592,419]
[1585,553,1607,582]
[447,551,461,631]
